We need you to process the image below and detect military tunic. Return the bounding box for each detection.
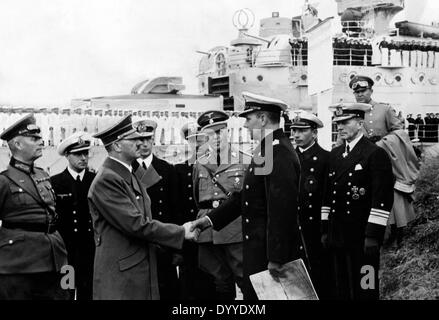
[363,100,403,140]
[207,129,304,300]
[0,158,68,299]
[193,145,247,299]
[296,142,330,298]
[51,168,96,300]
[321,136,394,300]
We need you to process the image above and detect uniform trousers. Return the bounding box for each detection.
[198,242,243,300]
[329,246,380,300]
[0,272,70,300]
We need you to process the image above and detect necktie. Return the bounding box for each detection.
[76,175,81,183]
[346,145,351,154]
[142,161,147,170]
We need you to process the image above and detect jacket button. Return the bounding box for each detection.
[216,174,219,178]
[332,209,335,213]
[245,218,249,223]
[19,188,23,192]
[309,216,313,220]
[245,235,249,240]
[73,211,76,214]
[347,192,350,195]
[310,168,314,172]
[159,200,162,203]
[214,192,218,196]
[298,206,301,210]
[349,173,352,177]
[249,168,253,173]
[300,246,304,250]
[74,219,77,223]
[309,181,314,185]
[136,196,140,200]
[159,212,162,216]
[187,173,191,177]
[347,202,350,205]
[332,200,336,204]
[309,205,312,209]
[160,188,163,192]
[8,240,13,245]
[188,184,192,188]
[348,183,352,186]
[347,211,351,215]
[308,193,312,197]
[381,203,384,207]
[74,229,78,232]
[246,185,249,190]
[245,202,249,206]
[190,209,194,213]
[299,226,302,231]
[333,191,337,195]
[189,197,193,201]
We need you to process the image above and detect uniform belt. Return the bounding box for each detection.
[198,200,224,209]
[0,221,57,234]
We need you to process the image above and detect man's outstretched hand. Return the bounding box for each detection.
[183,222,200,241]
[189,216,212,232]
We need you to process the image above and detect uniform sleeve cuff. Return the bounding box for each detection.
[368,208,389,226]
[321,206,331,221]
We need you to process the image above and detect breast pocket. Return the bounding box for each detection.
[226,171,245,191]
[197,173,209,191]
[9,185,34,206]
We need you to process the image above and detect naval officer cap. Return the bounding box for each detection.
[197,110,229,132]
[349,75,374,92]
[57,132,92,156]
[329,103,372,122]
[93,115,144,146]
[132,119,157,138]
[240,91,288,117]
[290,110,324,129]
[0,114,42,141]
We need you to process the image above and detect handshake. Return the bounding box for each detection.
[182,216,212,241]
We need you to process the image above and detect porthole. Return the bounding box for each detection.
[257,75,264,81]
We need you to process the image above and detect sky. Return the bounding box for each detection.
[0,0,437,107]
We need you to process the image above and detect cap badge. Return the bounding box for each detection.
[335,107,343,116]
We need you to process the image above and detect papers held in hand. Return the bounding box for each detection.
[249,259,318,300]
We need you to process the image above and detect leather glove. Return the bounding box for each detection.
[321,233,328,249]
[364,237,380,257]
[268,261,283,282]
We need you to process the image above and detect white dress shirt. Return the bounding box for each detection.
[109,156,133,173]
[137,154,153,170]
[67,166,85,181]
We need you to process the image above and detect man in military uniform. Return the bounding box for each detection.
[88,115,197,300]
[51,132,96,300]
[191,92,304,300]
[0,114,68,300]
[291,111,330,299]
[131,119,181,300]
[175,122,216,300]
[321,104,394,300]
[349,75,403,142]
[192,110,248,300]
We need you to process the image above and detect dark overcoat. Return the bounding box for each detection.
[88,157,185,300]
